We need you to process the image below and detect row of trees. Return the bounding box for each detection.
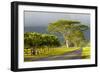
[24,32,61,55]
[24,32,60,49]
[48,19,89,47]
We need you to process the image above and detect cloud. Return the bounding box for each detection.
[24,11,90,27]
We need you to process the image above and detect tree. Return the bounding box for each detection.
[24,32,61,55]
[24,32,61,48]
[48,19,89,48]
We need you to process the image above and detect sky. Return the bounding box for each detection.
[24,11,90,27]
[24,11,90,41]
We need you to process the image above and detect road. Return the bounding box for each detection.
[24,49,84,61]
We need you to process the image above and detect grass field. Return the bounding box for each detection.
[82,47,90,58]
[24,46,90,62]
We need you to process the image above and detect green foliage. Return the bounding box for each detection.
[24,32,61,49]
[42,34,60,47]
[24,32,42,48]
[48,19,80,33]
[48,19,89,47]
[67,30,85,47]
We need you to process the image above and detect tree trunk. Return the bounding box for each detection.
[65,40,69,48]
[63,34,69,48]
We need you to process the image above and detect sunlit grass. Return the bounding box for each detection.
[82,47,90,59]
[24,46,90,61]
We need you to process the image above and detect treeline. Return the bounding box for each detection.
[24,32,61,49]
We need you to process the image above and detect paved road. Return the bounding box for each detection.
[25,49,84,61]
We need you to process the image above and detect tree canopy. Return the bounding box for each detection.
[24,32,61,49]
[48,19,89,47]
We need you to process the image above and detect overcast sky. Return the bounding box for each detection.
[24,11,90,27]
